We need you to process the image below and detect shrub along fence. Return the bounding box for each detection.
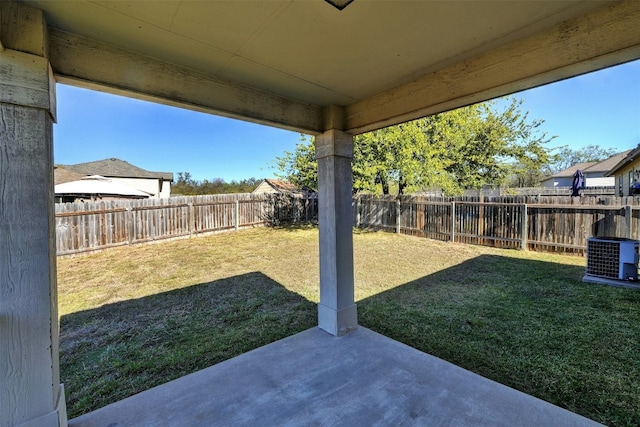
[56,192,639,256]
[354,194,640,254]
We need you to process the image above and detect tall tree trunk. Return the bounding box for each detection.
[398,176,406,195]
[378,174,390,195]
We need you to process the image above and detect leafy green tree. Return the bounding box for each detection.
[172,174,260,195]
[548,144,618,174]
[353,119,456,194]
[273,134,318,190]
[173,172,198,195]
[273,97,554,195]
[423,99,555,191]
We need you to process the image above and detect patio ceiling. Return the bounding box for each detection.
[17,0,640,134]
[2,3,639,425]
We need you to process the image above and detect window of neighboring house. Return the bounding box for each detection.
[619,175,623,196]
[630,170,635,196]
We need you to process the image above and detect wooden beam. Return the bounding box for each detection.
[48,29,324,135]
[0,102,61,427]
[0,4,65,425]
[0,1,48,56]
[323,105,346,131]
[345,0,640,134]
[0,49,57,121]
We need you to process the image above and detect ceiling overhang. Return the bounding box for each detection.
[5,0,640,135]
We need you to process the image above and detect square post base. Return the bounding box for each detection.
[318,303,358,337]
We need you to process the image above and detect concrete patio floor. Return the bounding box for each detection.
[69,327,601,427]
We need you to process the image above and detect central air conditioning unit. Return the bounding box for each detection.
[584,237,639,282]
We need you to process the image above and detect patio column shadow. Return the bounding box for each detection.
[60,272,317,417]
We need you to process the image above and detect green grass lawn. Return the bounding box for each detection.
[57,225,640,426]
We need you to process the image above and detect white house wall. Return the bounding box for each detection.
[541,177,572,188]
[585,176,615,187]
[160,179,171,198]
[109,177,167,198]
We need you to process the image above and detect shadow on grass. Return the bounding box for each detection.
[60,272,316,418]
[270,222,318,232]
[61,255,639,426]
[359,255,640,427]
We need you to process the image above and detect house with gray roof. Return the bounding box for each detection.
[61,158,174,198]
[54,175,152,203]
[53,166,85,185]
[606,145,640,196]
[540,150,631,188]
[252,179,317,197]
[253,179,301,194]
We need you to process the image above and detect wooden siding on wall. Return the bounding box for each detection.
[612,157,640,197]
[252,181,277,194]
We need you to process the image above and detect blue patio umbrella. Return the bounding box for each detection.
[571,169,584,196]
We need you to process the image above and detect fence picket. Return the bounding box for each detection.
[353,195,640,255]
[54,193,311,255]
[55,193,640,256]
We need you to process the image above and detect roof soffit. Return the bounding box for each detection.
[607,147,640,176]
[17,0,640,134]
[24,0,614,104]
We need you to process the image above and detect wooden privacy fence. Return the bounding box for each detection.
[57,192,640,256]
[354,195,640,254]
[55,193,318,256]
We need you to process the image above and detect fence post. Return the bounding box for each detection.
[424,203,428,237]
[272,195,277,226]
[625,205,632,239]
[356,196,361,228]
[396,199,401,234]
[478,194,484,245]
[126,206,134,244]
[235,200,240,231]
[521,203,528,250]
[312,197,317,223]
[450,201,456,242]
[188,202,194,237]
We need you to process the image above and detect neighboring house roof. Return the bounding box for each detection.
[54,166,85,185]
[54,175,151,198]
[62,158,173,181]
[586,150,631,174]
[254,179,302,193]
[606,146,640,176]
[546,162,597,179]
[545,150,634,180]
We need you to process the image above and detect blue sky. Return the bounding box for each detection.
[54,59,639,182]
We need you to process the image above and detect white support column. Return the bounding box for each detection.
[316,127,358,336]
[0,3,67,426]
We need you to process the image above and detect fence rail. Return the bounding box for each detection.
[55,194,317,256]
[56,193,640,256]
[353,195,640,254]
